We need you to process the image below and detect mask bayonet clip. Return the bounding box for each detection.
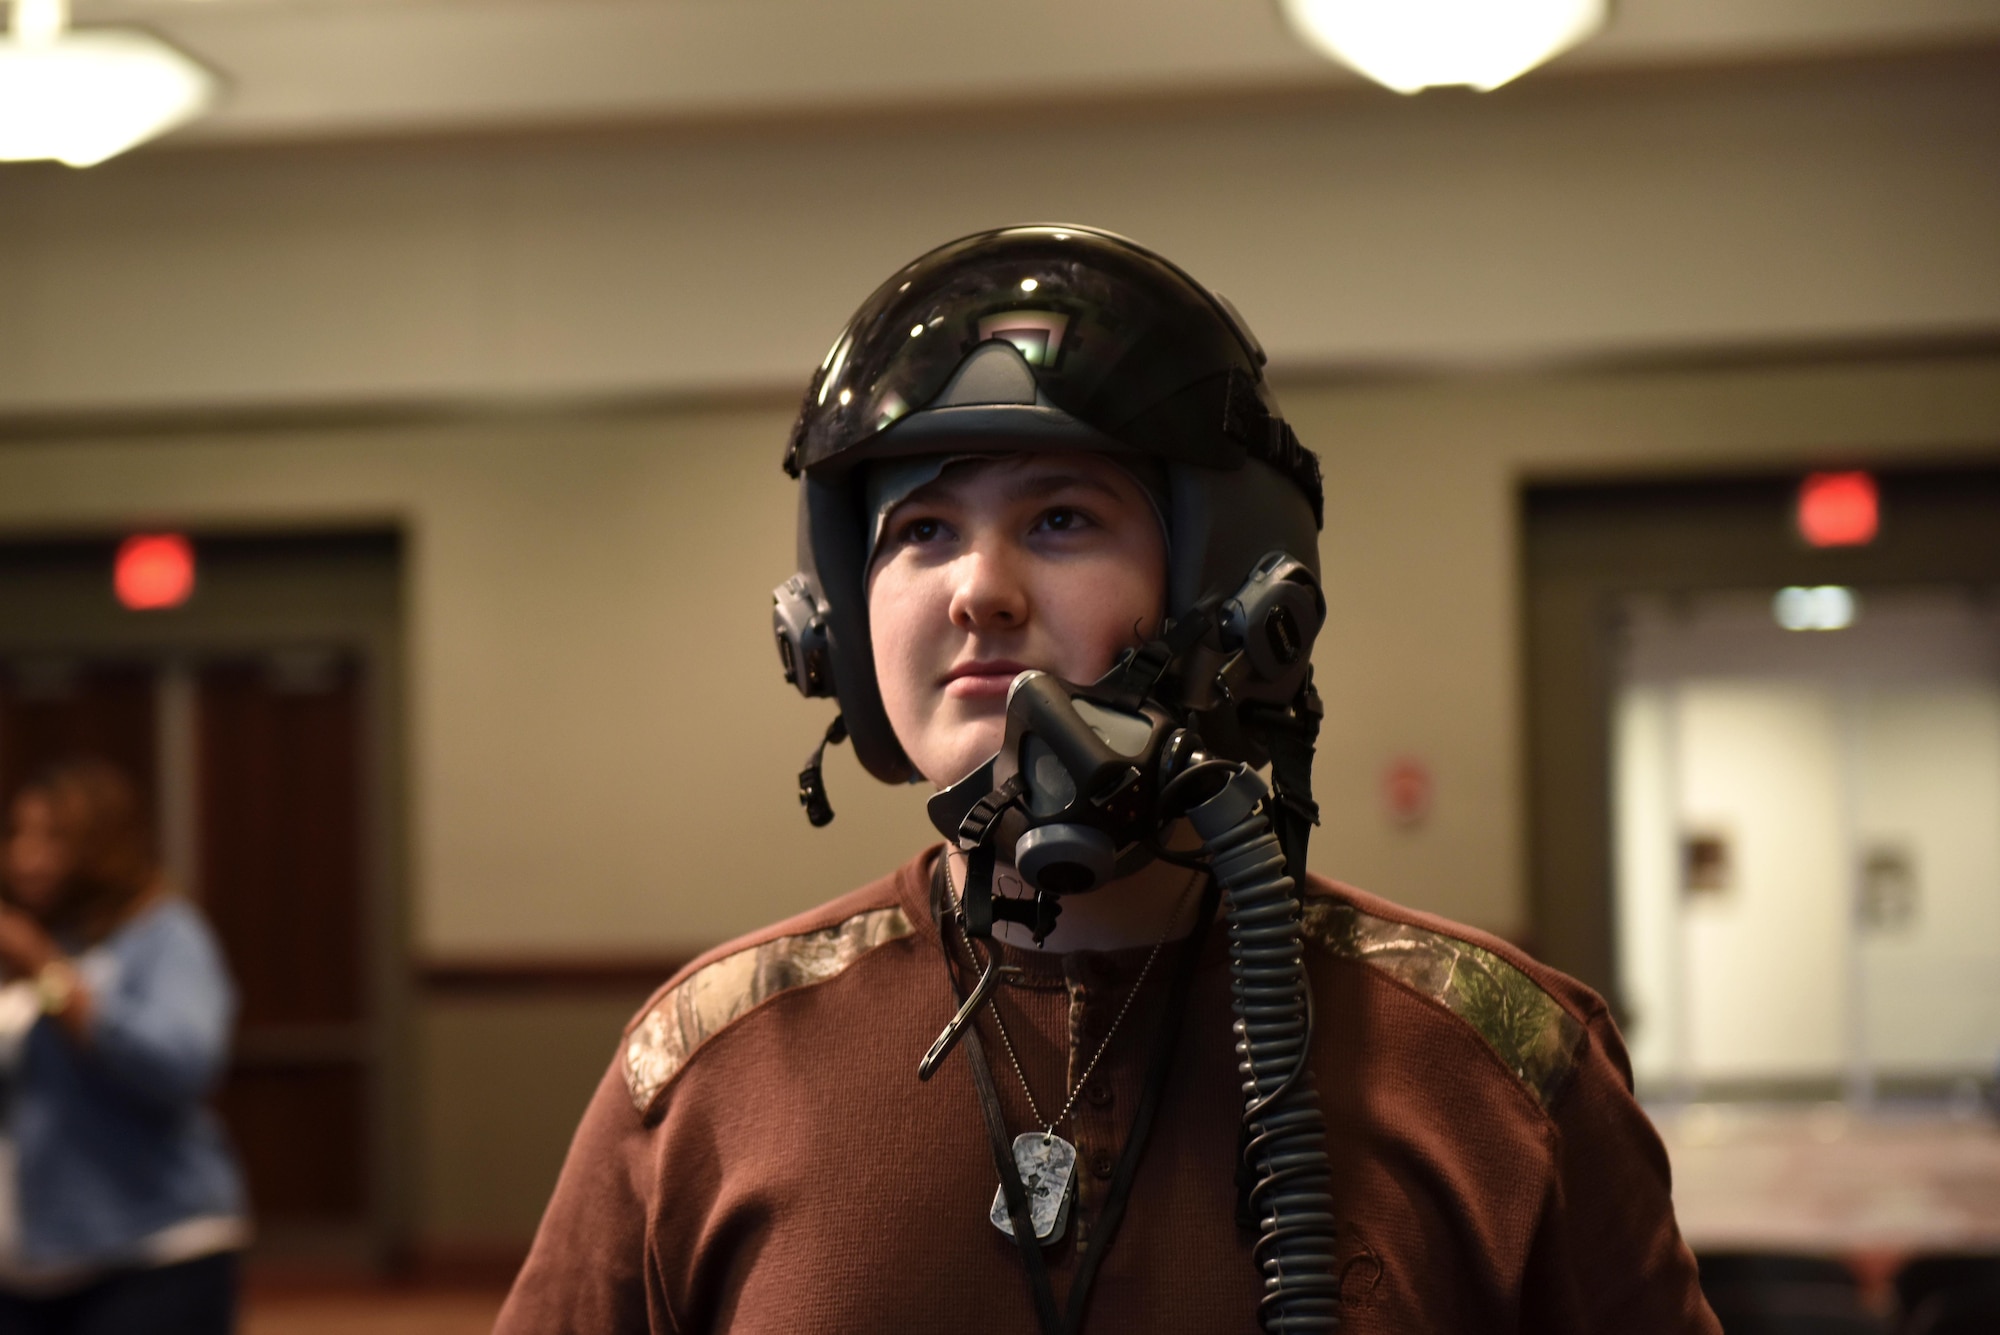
[918,942,1020,1081]
[921,840,1023,1081]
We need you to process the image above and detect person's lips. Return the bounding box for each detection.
[942,660,1035,700]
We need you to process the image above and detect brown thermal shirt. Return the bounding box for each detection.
[497,851,1718,1334]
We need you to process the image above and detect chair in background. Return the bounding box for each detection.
[1894,1254,2000,1335]
[1899,1285,2000,1335]
[1697,1252,1888,1335]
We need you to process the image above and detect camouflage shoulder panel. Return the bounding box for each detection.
[1302,898,1585,1109]
[623,904,913,1113]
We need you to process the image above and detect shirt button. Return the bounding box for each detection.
[1090,1149,1115,1180]
[1086,1080,1113,1108]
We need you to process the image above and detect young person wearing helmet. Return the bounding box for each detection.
[497,226,1718,1334]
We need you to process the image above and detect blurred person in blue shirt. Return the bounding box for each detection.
[0,759,246,1335]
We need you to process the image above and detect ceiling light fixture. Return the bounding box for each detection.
[0,0,218,168]
[1278,0,1609,95]
[1773,586,1858,633]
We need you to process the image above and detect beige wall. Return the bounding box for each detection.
[2,54,1994,413]
[417,991,652,1245]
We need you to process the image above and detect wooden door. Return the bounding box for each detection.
[200,653,372,1233]
[0,660,158,814]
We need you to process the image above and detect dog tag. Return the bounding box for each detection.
[990,1132,1076,1245]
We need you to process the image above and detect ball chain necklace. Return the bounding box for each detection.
[945,853,1201,1246]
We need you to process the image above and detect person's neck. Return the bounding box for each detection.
[945,840,1205,953]
[65,875,166,948]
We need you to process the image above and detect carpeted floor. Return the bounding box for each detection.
[241,1288,507,1335]
[1655,1101,2000,1252]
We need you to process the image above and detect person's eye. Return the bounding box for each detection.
[895,516,947,545]
[1036,506,1097,534]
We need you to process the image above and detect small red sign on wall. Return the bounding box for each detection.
[1797,471,1878,548]
[1382,756,1433,828]
[114,534,196,610]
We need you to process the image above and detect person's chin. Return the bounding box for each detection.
[927,717,1004,784]
[930,748,993,790]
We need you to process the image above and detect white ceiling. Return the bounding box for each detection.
[68,0,2000,147]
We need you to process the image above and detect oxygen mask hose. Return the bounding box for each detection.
[1187,769,1340,1333]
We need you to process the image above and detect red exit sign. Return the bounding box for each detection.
[1797,471,1878,547]
[115,533,196,610]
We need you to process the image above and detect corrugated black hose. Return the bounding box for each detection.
[1188,768,1341,1333]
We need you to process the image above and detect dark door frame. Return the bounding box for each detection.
[1521,461,2000,1011]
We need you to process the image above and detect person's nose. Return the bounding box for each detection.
[947,539,1029,635]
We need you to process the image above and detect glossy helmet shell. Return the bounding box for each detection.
[777,224,1324,783]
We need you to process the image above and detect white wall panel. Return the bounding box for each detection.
[1858,685,2000,1072]
[1679,681,1851,1079]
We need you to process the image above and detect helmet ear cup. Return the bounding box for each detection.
[1219,553,1325,703]
[1162,458,1324,767]
[772,574,835,698]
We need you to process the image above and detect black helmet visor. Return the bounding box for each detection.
[785,225,1270,478]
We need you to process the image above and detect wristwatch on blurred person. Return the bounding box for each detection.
[35,958,78,1018]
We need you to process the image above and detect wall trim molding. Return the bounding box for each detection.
[3,331,1997,447]
[392,1243,530,1290]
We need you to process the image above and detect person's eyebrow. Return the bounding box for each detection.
[998,469,1126,505]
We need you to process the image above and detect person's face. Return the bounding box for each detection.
[4,793,70,918]
[866,452,1168,788]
